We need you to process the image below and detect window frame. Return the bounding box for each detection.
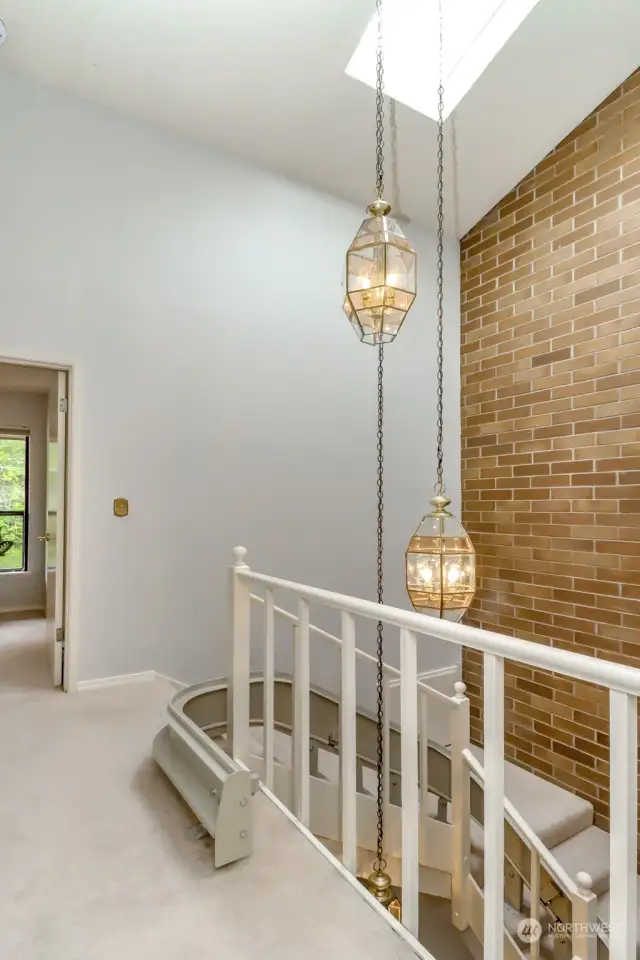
[0,434,30,574]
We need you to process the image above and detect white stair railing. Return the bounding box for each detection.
[228,546,640,960]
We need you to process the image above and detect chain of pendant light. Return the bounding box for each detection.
[373,0,386,875]
[435,0,446,496]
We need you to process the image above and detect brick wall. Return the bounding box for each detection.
[460,68,640,831]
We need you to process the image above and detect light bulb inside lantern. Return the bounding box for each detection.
[447,563,460,585]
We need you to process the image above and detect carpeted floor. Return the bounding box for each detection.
[0,620,427,960]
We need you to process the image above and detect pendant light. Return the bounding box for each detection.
[405,0,476,623]
[343,0,402,918]
[343,3,417,345]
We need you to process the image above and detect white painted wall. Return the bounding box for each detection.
[0,390,47,611]
[0,69,461,686]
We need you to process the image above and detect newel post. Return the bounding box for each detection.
[227,545,251,766]
[451,680,471,931]
[572,871,597,960]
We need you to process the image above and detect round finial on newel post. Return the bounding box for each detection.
[454,681,467,700]
[233,546,248,568]
[576,871,593,895]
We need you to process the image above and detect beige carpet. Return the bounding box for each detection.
[0,622,427,960]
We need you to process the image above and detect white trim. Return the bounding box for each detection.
[0,604,45,614]
[0,353,77,693]
[417,664,459,682]
[77,670,157,691]
[258,782,436,960]
[62,363,77,692]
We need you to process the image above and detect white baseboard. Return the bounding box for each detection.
[154,672,186,690]
[77,670,186,692]
[77,667,456,695]
[77,670,157,691]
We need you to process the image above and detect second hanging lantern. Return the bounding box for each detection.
[405,0,476,622]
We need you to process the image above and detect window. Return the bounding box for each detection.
[0,435,29,573]
[345,0,543,121]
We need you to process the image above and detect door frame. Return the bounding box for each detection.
[0,352,78,692]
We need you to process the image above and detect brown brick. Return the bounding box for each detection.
[462,67,640,845]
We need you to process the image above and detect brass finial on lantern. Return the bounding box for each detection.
[365,868,402,921]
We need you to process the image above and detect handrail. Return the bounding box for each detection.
[241,567,640,696]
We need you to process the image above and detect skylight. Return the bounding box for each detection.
[346,0,543,121]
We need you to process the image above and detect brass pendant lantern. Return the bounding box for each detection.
[405,0,476,623]
[343,0,416,346]
[406,494,475,622]
[345,201,416,345]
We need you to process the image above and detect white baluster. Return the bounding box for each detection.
[451,680,471,931]
[228,546,251,765]
[529,849,540,960]
[484,653,505,960]
[400,628,419,938]
[573,871,597,960]
[418,686,430,869]
[293,599,310,826]
[340,611,357,874]
[609,690,637,960]
[419,687,429,814]
[383,677,392,815]
[263,587,275,790]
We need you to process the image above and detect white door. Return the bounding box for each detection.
[45,371,67,687]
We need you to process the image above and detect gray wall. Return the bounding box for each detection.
[0,69,462,685]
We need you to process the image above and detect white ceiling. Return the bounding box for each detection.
[0,363,57,395]
[0,0,639,236]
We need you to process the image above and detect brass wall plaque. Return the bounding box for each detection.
[113,498,129,518]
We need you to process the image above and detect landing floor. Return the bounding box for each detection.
[0,622,424,959]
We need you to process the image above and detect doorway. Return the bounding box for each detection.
[0,360,71,692]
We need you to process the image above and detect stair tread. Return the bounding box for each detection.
[248,727,292,767]
[549,824,611,896]
[470,746,593,850]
